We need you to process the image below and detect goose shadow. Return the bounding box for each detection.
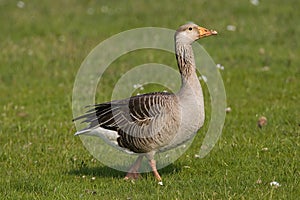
[68,163,182,179]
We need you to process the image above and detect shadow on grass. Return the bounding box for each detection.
[68,163,182,179]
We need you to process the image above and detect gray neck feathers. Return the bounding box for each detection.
[175,42,196,81]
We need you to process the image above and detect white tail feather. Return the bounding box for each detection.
[74,127,135,154]
[74,127,119,145]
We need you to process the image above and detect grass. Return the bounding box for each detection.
[0,0,299,199]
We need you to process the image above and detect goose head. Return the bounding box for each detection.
[175,23,217,45]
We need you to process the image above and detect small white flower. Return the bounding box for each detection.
[194,154,200,158]
[225,107,232,113]
[226,25,236,31]
[133,83,143,89]
[17,1,25,8]
[199,75,207,83]
[158,181,163,186]
[250,0,259,6]
[270,181,280,187]
[216,64,225,70]
[91,177,96,180]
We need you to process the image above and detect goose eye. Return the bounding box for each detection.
[188,27,192,31]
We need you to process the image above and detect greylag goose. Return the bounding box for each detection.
[73,23,217,184]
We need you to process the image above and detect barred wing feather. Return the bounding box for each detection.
[73,92,180,153]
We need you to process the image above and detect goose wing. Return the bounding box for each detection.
[73,92,179,152]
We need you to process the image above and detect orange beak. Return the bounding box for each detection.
[198,26,218,38]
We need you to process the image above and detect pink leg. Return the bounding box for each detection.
[148,159,162,181]
[124,155,143,180]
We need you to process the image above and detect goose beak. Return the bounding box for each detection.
[198,26,218,38]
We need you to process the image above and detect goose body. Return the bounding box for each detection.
[74,23,217,183]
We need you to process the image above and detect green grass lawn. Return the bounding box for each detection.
[0,0,299,199]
